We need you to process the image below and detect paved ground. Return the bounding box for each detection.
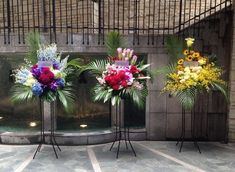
[1,141,235,172]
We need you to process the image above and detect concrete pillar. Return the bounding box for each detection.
[43,101,56,131]
[228,1,235,142]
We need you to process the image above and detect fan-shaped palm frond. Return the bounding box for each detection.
[25,32,40,64]
[125,86,148,109]
[11,84,34,103]
[166,36,184,62]
[172,87,198,110]
[84,59,109,76]
[211,82,228,102]
[105,31,125,56]
[57,83,76,113]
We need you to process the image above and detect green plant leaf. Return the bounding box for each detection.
[25,32,40,64]
[105,31,126,57]
[11,84,34,103]
[166,35,184,62]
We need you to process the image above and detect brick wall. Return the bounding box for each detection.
[0,0,230,34]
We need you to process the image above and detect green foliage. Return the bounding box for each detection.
[105,31,125,56]
[172,88,198,110]
[84,59,109,76]
[11,84,35,103]
[57,83,76,113]
[25,32,40,64]
[165,36,184,62]
[92,83,148,109]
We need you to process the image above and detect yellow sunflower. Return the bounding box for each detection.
[186,55,193,61]
[177,58,184,65]
[183,50,189,56]
[177,65,184,71]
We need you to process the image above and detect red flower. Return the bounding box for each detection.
[38,67,55,85]
[112,85,120,90]
[121,81,127,88]
[130,65,139,74]
[32,64,38,69]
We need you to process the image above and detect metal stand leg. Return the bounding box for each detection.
[33,100,61,159]
[110,100,136,158]
[176,107,201,153]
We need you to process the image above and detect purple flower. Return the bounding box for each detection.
[50,81,59,92]
[53,63,60,70]
[31,65,41,78]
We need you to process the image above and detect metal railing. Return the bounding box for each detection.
[0,0,232,45]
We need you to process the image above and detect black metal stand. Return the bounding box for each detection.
[110,102,136,158]
[33,100,61,159]
[176,107,201,153]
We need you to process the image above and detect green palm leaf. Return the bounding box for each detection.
[85,59,109,76]
[166,36,184,62]
[105,31,125,56]
[11,84,34,103]
[57,83,76,113]
[173,88,198,110]
[25,32,40,64]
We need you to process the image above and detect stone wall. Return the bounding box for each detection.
[228,0,235,142]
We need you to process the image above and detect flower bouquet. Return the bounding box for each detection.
[160,37,227,110]
[11,39,76,112]
[89,48,151,108]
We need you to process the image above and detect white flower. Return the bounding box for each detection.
[96,77,105,85]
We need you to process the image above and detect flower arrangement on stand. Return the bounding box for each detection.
[92,48,151,107]
[11,33,77,112]
[160,37,228,109]
[83,32,151,108]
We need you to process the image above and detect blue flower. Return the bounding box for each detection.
[32,82,43,96]
[56,78,65,87]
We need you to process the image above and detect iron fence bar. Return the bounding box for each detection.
[173,0,177,34]
[27,0,30,33]
[70,0,73,44]
[60,0,62,32]
[98,0,101,44]
[182,0,186,37]
[113,0,115,30]
[2,0,6,44]
[16,0,20,43]
[178,0,183,34]
[147,0,151,45]
[128,0,130,33]
[65,0,68,44]
[87,0,89,45]
[163,0,166,43]
[82,0,84,44]
[49,0,52,43]
[158,0,160,34]
[152,0,156,45]
[37,0,40,33]
[193,0,198,37]
[167,0,171,35]
[7,0,11,44]
[198,0,202,37]
[108,0,110,32]
[32,0,35,32]
[21,0,25,43]
[143,0,146,35]
[122,0,124,34]
[102,0,105,44]
[137,0,140,45]
[11,0,14,33]
[117,0,119,32]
